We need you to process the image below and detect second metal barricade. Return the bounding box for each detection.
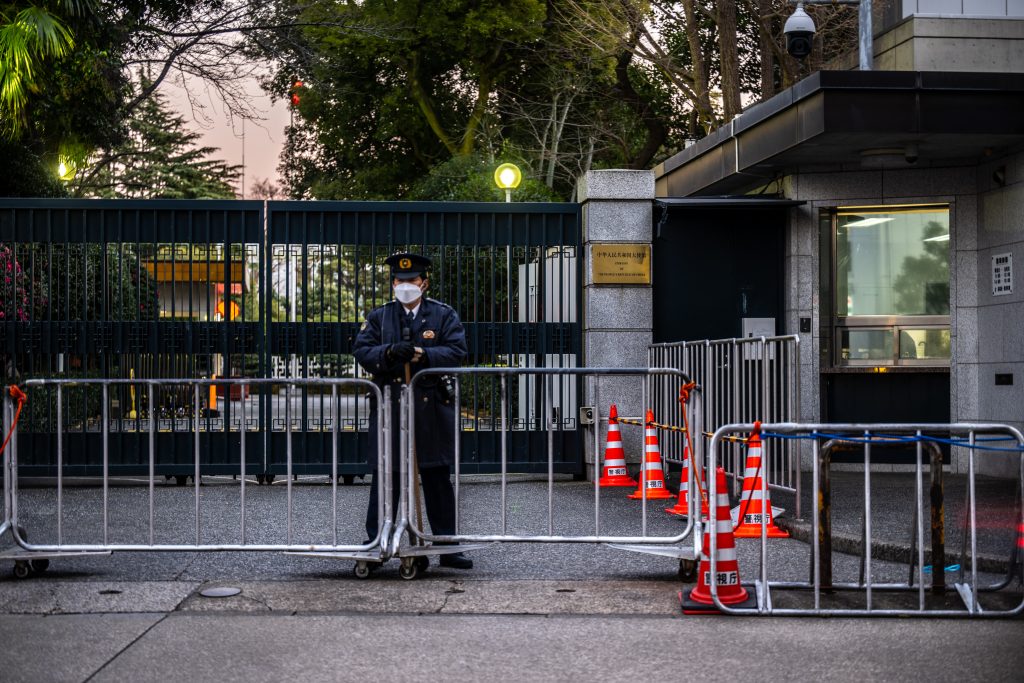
[391,367,703,579]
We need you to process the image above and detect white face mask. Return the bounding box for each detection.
[394,282,422,305]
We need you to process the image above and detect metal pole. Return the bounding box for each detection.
[641,379,648,537]
[793,337,801,519]
[812,438,820,610]
[454,380,461,534]
[864,431,872,611]
[57,386,63,546]
[331,384,337,546]
[2,393,11,533]
[240,385,247,545]
[968,430,978,612]
[193,384,200,546]
[286,383,292,544]
[501,374,507,534]
[148,385,154,546]
[915,434,925,611]
[547,374,554,536]
[103,384,109,546]
[859,0,873,71]
[593,378,601,537]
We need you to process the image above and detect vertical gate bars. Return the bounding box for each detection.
[649,335,801,516]
[1,199,581,481]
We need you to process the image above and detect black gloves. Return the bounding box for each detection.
[387,342,416,363]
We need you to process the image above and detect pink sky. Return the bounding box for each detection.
[162,77,290,197]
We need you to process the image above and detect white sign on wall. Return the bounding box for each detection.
[992,253,1013,296]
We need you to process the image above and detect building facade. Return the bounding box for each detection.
[588,10,1024,476]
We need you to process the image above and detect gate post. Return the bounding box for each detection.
[578,170,655,480]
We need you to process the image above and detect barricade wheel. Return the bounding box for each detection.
[679,559,697,582]
[399,558,418,581]
[29,559,49,576]
[353,562,371,579]
[13,561,31,580]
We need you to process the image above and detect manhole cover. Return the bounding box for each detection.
[200,586,242,598]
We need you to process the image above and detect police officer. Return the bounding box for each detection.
[353,252,472,569]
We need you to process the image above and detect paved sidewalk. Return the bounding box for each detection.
[1,473,1021,681]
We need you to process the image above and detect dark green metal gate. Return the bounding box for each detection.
[0,199,582,479]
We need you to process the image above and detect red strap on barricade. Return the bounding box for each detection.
[0,384,27,458]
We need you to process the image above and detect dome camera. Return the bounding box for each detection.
[904,143,919,165]
[784,3,816,59]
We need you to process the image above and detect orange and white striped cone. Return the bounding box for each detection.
[628,410,673,500]
[665,444,708,517]
[598,404,637,488]
[731,422,789,539]
[682,467,754,614]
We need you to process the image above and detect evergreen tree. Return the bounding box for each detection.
[74,86,240,199]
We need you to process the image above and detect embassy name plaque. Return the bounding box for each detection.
[591,244,651,284]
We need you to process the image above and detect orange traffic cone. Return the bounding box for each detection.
[682,467,754,613]
[628,410,673,500]
[599,405,637,487]
[665,444,707,517]
[731,422,789,538]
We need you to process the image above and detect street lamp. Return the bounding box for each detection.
[494,163,522,203]
[57,157,76,182]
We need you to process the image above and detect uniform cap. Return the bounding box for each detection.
[385,252,431,279]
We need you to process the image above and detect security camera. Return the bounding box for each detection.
[784,3,816,59]
[904,143,919,165]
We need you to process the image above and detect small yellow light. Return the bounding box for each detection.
[493,163,522,190]
[57,158,76,181]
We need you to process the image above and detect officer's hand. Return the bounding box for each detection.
[387,342,416,363]
[411,346,424,363]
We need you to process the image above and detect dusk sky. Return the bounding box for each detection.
[163,76,290,197]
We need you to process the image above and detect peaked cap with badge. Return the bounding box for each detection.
[385,252,431,280]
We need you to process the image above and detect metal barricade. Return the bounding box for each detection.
[0,378,393,579]
[390,367,703,579]
[649,335,801,516]
[704,422,1024,617]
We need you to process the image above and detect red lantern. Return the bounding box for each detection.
[290,79,303,107]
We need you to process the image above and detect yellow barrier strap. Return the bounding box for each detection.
[612,418,748,442]
[701,431,749,443]
[616,417,688,434]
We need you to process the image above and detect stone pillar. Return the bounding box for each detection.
[577,170,655,479]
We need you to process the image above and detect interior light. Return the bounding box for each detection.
[843,216,894,228]
[923,234,950,242]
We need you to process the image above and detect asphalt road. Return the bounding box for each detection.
[3,476,960,584]
[1,477,1021,682]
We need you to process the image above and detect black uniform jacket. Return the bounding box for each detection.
[353,298,468,469]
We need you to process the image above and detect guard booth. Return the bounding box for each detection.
[652,196,952,464]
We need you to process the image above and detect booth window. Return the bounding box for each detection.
[825,205,950,366]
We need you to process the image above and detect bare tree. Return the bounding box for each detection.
[557,0,875,135]
[249,176,284,200]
